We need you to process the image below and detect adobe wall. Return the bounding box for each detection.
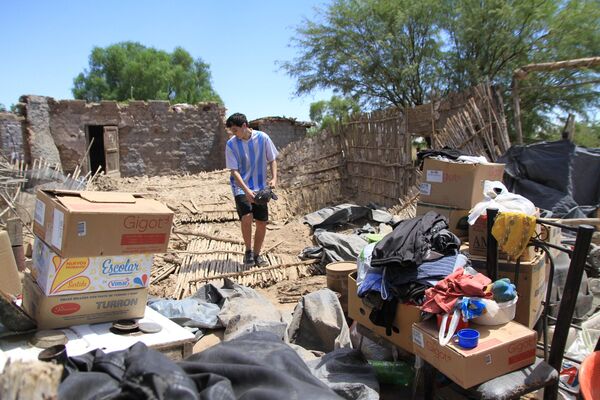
[21,96,227,176]
[250,118,310,150]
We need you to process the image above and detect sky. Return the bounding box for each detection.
[0,0,333,122]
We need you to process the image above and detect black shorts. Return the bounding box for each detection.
[234,195,269,221]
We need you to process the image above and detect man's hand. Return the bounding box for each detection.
[245,190,255,203]
[269,178,277,188]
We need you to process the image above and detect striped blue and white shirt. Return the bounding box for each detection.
[225,130,278,196]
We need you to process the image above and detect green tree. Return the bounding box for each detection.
[282,0,444,109]
[0,103,6,112]
[284,0,600,141]
[73,42,222,104]
[308,95,360,134]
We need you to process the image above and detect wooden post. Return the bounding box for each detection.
[511,76,524,145]
[561,113,575,141]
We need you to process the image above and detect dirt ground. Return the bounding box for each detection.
[90,170,414,311]
[91,171,326,310]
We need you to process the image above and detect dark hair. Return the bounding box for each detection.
[226,113,248,128]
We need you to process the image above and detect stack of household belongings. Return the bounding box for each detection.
[416,149,505,240]
[467,180,546,328]
[348,211,465,352]
[22,190,173,329]
[412,264,537,389]
[348,209,538,389]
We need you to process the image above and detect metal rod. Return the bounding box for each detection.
[536,218,581,233]
[545,225,594,400]
[530,238,572,256]
[486,208,499,281]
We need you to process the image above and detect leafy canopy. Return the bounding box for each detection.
[73,42,222,104]
[308,95,360,134]
[284,0,600,140]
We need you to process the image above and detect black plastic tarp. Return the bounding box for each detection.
[498,140,600,218]
[59,332,377,400]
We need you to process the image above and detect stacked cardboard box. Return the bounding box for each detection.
[470,255,548,328]
[412,320,537,389]
[347,272,421,353]
[417,158,505,238]
[22,190,174,329]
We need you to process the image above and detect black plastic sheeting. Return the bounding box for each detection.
[58,333,354,400]
[498,140,600,218]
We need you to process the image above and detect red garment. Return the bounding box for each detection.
[421,267,492,314]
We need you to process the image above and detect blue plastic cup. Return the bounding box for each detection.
[456,328,479,349]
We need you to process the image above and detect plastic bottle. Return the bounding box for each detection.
[367,360,414,386]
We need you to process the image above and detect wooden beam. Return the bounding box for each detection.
[512,56,600,145]
[516,56,600,77]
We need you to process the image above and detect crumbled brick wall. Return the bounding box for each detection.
[20,96,62,167]
[35,98,226,176]
[0,112,24,160]
[250,119,309,150]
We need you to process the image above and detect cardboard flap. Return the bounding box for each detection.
[0,231,21,296]
[78,192,136,203]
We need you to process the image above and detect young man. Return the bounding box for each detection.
[225,113,278,267]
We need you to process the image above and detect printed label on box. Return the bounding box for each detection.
[77,221,86,237]
[34,200,45,225]
[412,327,424,348]
[32,238,153,296]
[51,209,64,250]
[485,354,492,365]
[419,183,431,196]
[426,170,443,183]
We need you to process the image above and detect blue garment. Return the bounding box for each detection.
[357,267,390,300]
[225,130,278,196]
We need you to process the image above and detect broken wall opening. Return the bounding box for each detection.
[87,125,106,175]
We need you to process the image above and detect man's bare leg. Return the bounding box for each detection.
[241,214,253,251]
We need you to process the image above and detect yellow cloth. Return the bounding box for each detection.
[491,212,536,259]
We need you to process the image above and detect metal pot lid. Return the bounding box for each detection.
[31,330,68,348]
[112,319,139,332]
[138,322,162,334]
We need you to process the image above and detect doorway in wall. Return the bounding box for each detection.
[86,125,120,177]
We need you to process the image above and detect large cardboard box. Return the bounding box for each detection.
[33,190,173,257]
[32,237,153,296]
[470,255,547,328]
[0,231,21,296]
[348,272,421,353]
[416,202,469,238]
[22,274,147,329]
[412,320,537,389]
[468,214,540,261]
[419,158,505,209]
[538,220,562,259]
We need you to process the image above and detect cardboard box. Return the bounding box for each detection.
[538,220,562,259]
[416,202,469,238]
[419,158,505,209]
[0,231,21,296]
[32,237,153,296]
[348,272,421,353]
[468,214,540,261]
[33,190,174,257]
[470,255,547,328]
[412,320,537,389]
[22,274,147,329]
